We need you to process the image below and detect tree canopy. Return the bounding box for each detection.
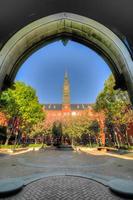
[61,114,100,145]
[94,75,133,125]
[0,81,45,129]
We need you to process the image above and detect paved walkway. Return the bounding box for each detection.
[76,147,133,160]
[0,149,133,180]
[0,176,127,200]
[0,149,133,199]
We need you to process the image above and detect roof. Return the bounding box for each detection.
[44,104,62,110]
[44,104,92,110]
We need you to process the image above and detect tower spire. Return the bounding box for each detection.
[64,71,68,78]
[62,70,70,110]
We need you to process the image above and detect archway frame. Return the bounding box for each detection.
[0,13,133,103]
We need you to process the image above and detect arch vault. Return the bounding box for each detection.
[0,13,133,103]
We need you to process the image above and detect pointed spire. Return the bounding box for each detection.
[64,70,68,79]
[62,70,70,106]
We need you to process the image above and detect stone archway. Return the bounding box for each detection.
[0,12,133,104]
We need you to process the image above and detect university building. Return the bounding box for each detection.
[43,72,105,145]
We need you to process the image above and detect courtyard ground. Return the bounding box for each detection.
[0,148,133,199]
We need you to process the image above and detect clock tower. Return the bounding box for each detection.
[62,71,71,111]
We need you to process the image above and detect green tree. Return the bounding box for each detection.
[94,75,133,147]
[30,121,45,144]
[52,121,62,146]
[62,114,92,146]
[0,81,45,144]
[88,120,100,146]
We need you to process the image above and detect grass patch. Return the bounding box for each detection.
[85,144,100,148]
[0,144,22,149]
[126,146,133,150]
[28,143,47,148]
[0,143,47,149]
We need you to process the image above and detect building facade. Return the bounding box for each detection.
[43,72,105,145]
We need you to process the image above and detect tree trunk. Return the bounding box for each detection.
[114,130,120,148]
[41,139,44,148]
[89,134,92,147]
[14,134,18,146]
[35,138,37,144]
[71,137,74,146]
[5,135,10,145]
[125,129,130,147]
[95,136,99,146]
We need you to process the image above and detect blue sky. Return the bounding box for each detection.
[15,39,111,104]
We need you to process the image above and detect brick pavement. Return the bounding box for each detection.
[0,176,127,200]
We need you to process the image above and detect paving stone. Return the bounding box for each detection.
[0,176,125,200]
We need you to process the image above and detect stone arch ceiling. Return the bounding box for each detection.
[0,0,133,53]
